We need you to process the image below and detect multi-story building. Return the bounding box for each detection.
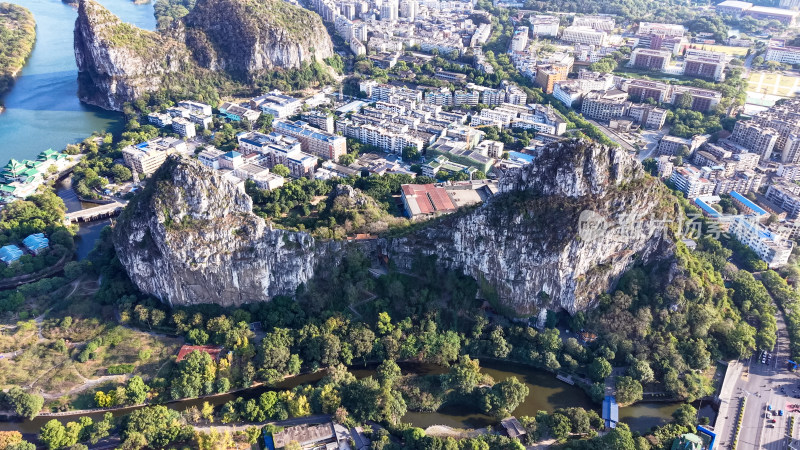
[657,155,674,178]
[147,112,172,128]
[481,88,506,105]
[716,0,754,15]
[172,117,196,138]
[122,137,186,175]
[198,147,224,170]
[250,91,303,118]
[454,90,480,106]
[399,0,417,20]
[683,52,728,82]
[529,15,560,37]
[629,48,672,70]
[765,45,800,65]
[505,85,527,105]
[219,102,261,122]
[729,216,794,268]
[581,90,630,122]
[336,120,424,154]
[510,27,529,52]
[624,79,722,112]
[638,22,686,37]
[766,180,800,219]
[424,88,454,106]
[658,135,694,156]
[561,26,608,46]
[572,15,615,31]
[627,104,668,130]
[177,100,212,116]
[236,131,317,178]
[534,64,570,94]
[380,0,399,21]
[730,121,780,161]
[273,120,347,161]
[669,166,714,198]
[301,110,335,133]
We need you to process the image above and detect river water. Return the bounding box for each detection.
[0,0,155,163]
[0,360,687,435]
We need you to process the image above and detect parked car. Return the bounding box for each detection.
[780,410,784,416]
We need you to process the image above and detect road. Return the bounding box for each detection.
[720,306,799,449]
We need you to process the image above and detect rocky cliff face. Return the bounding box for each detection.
[74,0,194,110]
[184,0,334,78]
[74,0,333,110]
[114,140,676,314]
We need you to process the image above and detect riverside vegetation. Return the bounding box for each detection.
[0,3,35,103]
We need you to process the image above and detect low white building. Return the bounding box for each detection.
[729,216,794,268]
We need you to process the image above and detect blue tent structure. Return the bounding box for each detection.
[0,245,23,264]
[603,396,619,429]
[22,233,49,255]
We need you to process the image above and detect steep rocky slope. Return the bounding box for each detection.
[74,0,333,110]
[184,0,333,78]
[0,3,36,107]
[114,140,676,313]
[74,0,196,110]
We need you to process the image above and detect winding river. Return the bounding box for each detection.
[0,360,693,436]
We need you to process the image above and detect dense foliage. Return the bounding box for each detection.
[0,3,35,99]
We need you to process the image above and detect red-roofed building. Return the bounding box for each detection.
[176,345,224,362]
[401,184,457,218]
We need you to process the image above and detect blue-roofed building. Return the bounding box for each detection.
[507,151,535,165]
[219,151,243,170]
[694,198,722,219]
[23,233,49,255]
[602,396,619,429]
[0,245,23,264]
[730,191,768,217]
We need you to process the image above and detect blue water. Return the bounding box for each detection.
[0,0,156,163]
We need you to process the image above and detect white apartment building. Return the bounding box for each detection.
[510,27,529,52]
[669,166,714,198]
[572,15,615,32]
[638,22,686,37]
[529,15,560,36]
[729,216,794,268]
[172,117,196,138]
[765,46,800,65]
[561,26,608,46]
[177,100,212,116]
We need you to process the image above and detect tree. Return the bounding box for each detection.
[376,360,402,388]
[111,164,132,183]
[89,413,113,444]
[615,376,643,405]
[5,387,43,420]
[123,406,193,448]
[39,420,67,450]
[549,413,571,441]
[677,93,694,110]
[272,164,290,177]
[447,355,482,395]
[588,357,612,382]
[481,377,529,419]
[603,423,636,450]
[125,376,150,405]
[672,404,697,427]
[628,359,654,383]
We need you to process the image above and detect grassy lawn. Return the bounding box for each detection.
[747,71,800,97]
[73,325,182,379]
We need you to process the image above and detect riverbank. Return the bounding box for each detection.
[0,3,36,104]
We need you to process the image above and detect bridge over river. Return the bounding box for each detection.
[64,201,126,224]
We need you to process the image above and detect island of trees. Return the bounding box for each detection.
[0,3,35,106]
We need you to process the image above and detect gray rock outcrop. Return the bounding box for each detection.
[113,140,675,314]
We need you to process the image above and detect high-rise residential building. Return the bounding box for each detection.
[580,90,630,122]
[683,51,728,81]
[730,121,780,161]
[380,0,398,21]
[122,137,186,175]
[399,0,417,20]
